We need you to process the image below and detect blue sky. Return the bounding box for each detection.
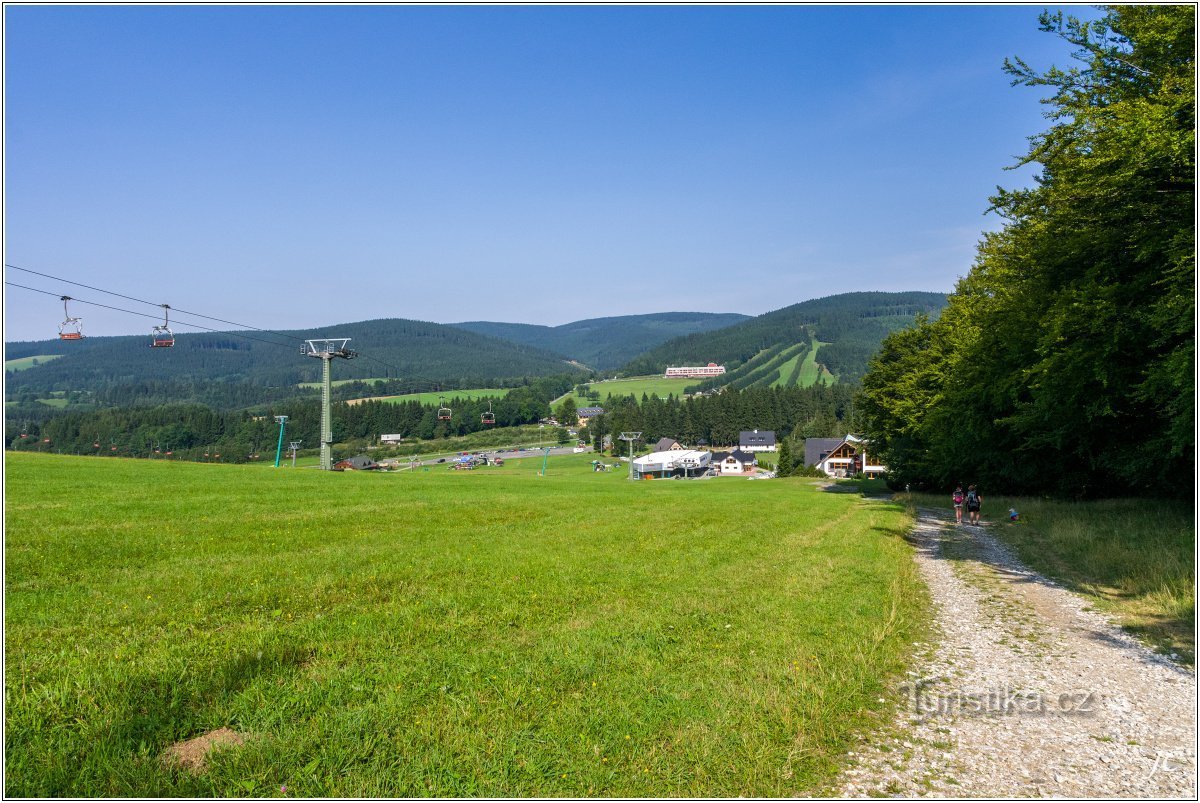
[4,4,1099,341]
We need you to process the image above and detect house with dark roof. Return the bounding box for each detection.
[576,406,605,427]
[739,429,777,452]
[655,437,683,452]
[710,449,757,475]
[333,454,379,471]
[803,435,885,478]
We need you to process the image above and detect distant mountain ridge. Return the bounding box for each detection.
[451,312,751,370]
[621,291,949,387]
[5,317,583,394]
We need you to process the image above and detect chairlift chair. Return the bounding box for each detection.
[58,296,83,340]
[437,396,452,421]
[481,400,495,426]
[151,304,174,347]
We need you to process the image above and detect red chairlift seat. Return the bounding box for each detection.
[150,304,174,347]
[481,413,495,425]
[58,296,84,340]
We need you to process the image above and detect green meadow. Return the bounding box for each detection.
[345,388,506,406]
[6,452,925,796]
[797,341,835,386]
[5,354,64,372]
[559,376,698,406]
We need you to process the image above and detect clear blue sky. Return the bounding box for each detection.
[4,4,1098,341]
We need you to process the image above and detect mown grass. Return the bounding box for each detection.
[7,452,926,796]
[344,388,506,406]
[797,341,834,386]
[4,354,64,372]
[558,376,697,406]
[908,491,1194,664]
[771,347,808,388]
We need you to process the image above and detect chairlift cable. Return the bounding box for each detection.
[5,262,300,345]
[4,282,298,351]
[7,271,496,399]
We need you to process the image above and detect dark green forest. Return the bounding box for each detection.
[5,317,583,399]
[858,6,1194,499]
[453,312,751,370]
[584,384,859,451]
[621,292,948,382]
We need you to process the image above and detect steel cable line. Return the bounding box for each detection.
[6,282,466,398]
[5,262,301,346]
[5,281,300,351]
[6,267,492,399]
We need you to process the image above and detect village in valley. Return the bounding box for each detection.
[322,362,886,481]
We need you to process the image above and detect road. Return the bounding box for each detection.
[386,444,592,469]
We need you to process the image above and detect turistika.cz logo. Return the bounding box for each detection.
[899,679,1099,717]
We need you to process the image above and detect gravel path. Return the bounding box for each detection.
[838,506,1196,798]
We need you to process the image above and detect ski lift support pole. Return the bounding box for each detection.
[619,432,642,481]
[302,339,358,470]
[273,415,289,468]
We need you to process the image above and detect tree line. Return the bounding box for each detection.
[8,376,576,462]
[580,384,860,453]
[858,6,1193,499]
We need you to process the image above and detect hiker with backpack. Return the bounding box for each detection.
[965,485,982,525]
[952,484,965,524]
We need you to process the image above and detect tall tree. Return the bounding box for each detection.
[860,5,1194,498]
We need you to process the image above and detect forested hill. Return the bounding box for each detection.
[620,292,948,384]
[5,317,584,393]
[451,312,750,370]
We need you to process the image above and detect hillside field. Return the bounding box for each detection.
[5,354,64,372]
[556,376,698,406]
[6,452,925,797]
[341,388,507,406]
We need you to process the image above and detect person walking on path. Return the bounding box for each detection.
[965,484,982,524]
[952,484,965,524]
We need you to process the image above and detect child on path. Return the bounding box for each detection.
[952,484,965,524]
[966,485,982,524]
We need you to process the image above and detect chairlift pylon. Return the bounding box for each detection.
[437,395,452,421]
[150,304,174,348]
[58,296,83,340]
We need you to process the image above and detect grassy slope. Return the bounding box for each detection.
[558,376,697,406]
[343,388,506,406]
[770,347,808,388]
[908,492,1194,664]
[797,340,834,386]
[5,354,64,372]
[6,453,925,797]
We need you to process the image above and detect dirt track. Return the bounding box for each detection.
[838,508,1196,798]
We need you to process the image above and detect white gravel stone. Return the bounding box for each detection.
[836,506,1197,799]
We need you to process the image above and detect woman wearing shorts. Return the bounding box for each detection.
[952,484,964,524]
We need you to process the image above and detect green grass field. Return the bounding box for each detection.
[345,388,506,406]
[4,354,64,372]
[559,376,697,406]
[6,452,925,796]
[771,348,807,388]
[908,492,1194,664]
[297,377,392,389]
[797,341,834,386]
